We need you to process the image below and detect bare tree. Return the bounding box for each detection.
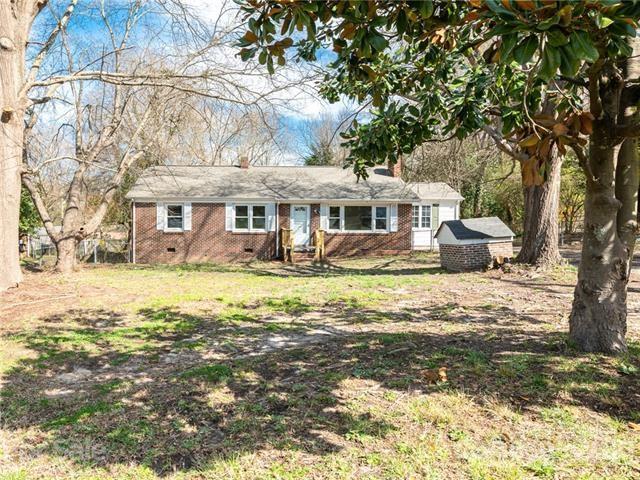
[404,136,500,189]
[23,79,186,272]
[0,0,311,283]
[167,101,290,166]
[298,109,353,166]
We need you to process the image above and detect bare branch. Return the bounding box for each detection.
[21,0,78,98]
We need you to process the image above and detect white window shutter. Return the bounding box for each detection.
[432,204,440,230]
[183,203,192,231]
[390,204,398,232]
[266,203,276,231]
[225,203,234,231]
[156,202,164,230]
[319,204,328,230]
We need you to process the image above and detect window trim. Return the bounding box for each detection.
[164,203,185,232]
[374,206,388,232]
[326,204,390,234]
[233,203,269,233]
[411,204,432,230]
[328,205,342,231]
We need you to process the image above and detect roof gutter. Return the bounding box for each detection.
[125,196,420,204]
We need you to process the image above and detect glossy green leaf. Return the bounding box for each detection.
[537,13,561,31]
[570,30,599,63]
[559,43,580,76]
[546,29,569,47]
[539,45,561,81]
[513,35,538,64]
[418,0,434,19]
[499,33,518,62]
[369,32,388,52]
[594,13,615,29]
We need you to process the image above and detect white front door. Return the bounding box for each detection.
[411,204,434,250]
[291,205,310,246]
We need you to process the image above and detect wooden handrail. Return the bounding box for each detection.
[314,229,325,262]
[281,228,294,262]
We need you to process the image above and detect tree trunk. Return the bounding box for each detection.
[569,127,636,353]
[516,151,563,267]
[0,8,27,290]
[569,146,629,353]
[569,39,640,354]
[54,237,77,273]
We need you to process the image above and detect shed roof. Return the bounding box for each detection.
[408,182,464,201]
[435,217,514,240]
[126,165,427,202]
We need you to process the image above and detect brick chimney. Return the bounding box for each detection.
[239,155,249,169]
[388,157,402,177]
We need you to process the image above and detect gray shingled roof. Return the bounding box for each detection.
[436,217,514,240]
[126,165,424,202]
[408,182,464,201]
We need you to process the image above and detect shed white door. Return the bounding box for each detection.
[412,230,433,249]
[291,205,310,246]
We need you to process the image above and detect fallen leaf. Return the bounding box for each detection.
[423,366,448,384]
[629,422,640,431]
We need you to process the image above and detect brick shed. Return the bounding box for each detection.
[434,217,514,272]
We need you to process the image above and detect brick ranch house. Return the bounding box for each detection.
[126,159,463,263]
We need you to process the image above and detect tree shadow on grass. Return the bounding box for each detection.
[2,303,639,476]
[244,259,447,278]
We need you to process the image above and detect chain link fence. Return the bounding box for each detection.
[23,229,130,266]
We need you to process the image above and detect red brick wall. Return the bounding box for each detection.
[134,202,413,263]
[439,241,513,272]
[134,202,276,263]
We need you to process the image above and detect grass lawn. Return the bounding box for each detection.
[0,254,639,479]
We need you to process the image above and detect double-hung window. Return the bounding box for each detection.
[251,205,266,230]
[327,205,389,232]
[412,205,431,229]
[165,204,184,230]
[234,204,267,232]
[374,206,388,231]
[329,206,341,230]
[412,206,420,228]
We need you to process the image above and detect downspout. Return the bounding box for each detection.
[275,202,279,259]
[131,200,136,264]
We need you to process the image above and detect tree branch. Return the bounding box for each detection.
[616,122,640,138]
[21,174,59,243]
[481,125,528,161]
[20,0,78,100]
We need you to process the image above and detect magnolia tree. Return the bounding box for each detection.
[238,0,640,353]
